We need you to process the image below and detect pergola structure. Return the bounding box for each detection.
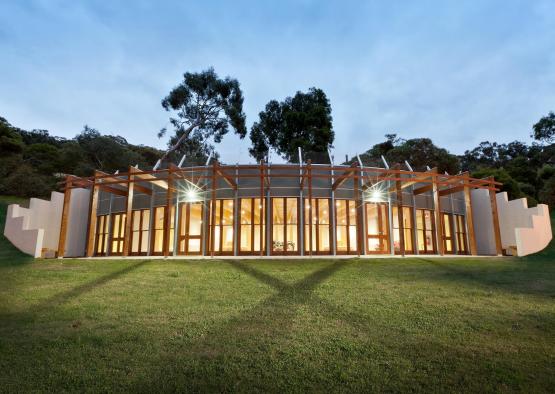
[57,158,502,258]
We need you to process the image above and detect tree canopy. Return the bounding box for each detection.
[532,111,555,143]
[249,87,334,163]
[159,68,247,164]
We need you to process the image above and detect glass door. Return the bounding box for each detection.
[416,209,436,254]
[454,214,468,254]
[442,213,455,254]
[392,206,414,254]
[110,213,126,256]
[178,202,203,255]
[209,199,235,255]
[365,202,389,254]
[271,198,299,254]
[335,199,358,254]
[94,214,109,256]
[239,198,265,255]
[304,198,331,254]
[130,209,150,256]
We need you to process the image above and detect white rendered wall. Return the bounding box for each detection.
[3,191,64,257]
[64,188,91,257]
[470,189,497,255]
[496,192,552,256]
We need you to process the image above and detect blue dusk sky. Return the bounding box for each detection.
[1,1,554,164]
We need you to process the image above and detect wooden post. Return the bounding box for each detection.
[259,160,264,256]
[463,182,477,255]
[354,168,363,256]
[211,161,217,258]
[57,176,72,258]
[396,180,405,256]
[163,168,173,257]
[488,176,503,255]
[432,173,444,255]
[85,172,100,257]
[123,169,134,256]
[307,160,313,257]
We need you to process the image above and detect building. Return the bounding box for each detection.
[4,158,553,258]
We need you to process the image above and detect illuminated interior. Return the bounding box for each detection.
[454,214,468,254]
[335,199,357,253]
[304,198,331,253]
[210,199,234,253]
[392,206,414,254]
[416,209,435,254]
[365,202,389,253]
[110,213,126,255]
[178,202,203,254]
[272,198,298,252]
[442,213,454,253]
[239,198,265,253]
[131,209,150,255]
[95,214,109,255]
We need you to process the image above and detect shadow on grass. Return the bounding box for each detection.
[1,259,151,323]
[129,260,385,392]
[415,257,555,298]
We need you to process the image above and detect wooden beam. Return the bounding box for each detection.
[432,174,444,255]
[307,161,313,257]
[463,186,477,255]
[98,185,127,196]
[57,176,72,257]
[332,164,358,190]
[388,167,437,193]
[211,161,217,257]
[413,184,434,195]
[128,167,168,190]
[123,170,134,256]
[214,162,237,190]
[259,160,264,256]
[488,176,503,255]
[438,185,464,197]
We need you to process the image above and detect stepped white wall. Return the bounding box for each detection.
[470,189,498,255]
[496,192,552,256]
[3,192,64,257]
[63,188,91,257]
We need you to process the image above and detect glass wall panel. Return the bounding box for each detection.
[442,213,454,254]
[455,214,468,254]
[152,207,165,255]
[95,215,109,256]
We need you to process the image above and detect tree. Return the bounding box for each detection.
[532,111,555,143]
[351,135,460,174]
[249,87,334,163]
[159,68,247,164]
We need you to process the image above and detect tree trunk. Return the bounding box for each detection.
[159,123,198,164]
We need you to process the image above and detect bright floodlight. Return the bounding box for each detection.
[366,187,385,203]
[185,189,200,202]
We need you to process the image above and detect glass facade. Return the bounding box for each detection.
[239,198,265,254]
[209,199,234,254]
[272,198,298,253]
[304,198,331,254]
[335,199,358,254]
[416,209,435,254]
[365,202,389,253]
[392,206,414,254]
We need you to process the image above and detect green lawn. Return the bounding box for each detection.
[0,198,554,393]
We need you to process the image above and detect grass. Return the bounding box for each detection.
[0,198,554,393]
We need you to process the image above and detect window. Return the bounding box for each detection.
[335,199,358,254]
[131,209,150,255]
[416,209,435,254]
[239,198,265,254]
[178,202,203,255]
[272,198,298,253]
[304,198,331,254]
[454,214,468,254]
[209,200,234,254]
[110,213,126,255]
[365,203,389,253]
[392,206,414,254]
[95,215,109,256]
